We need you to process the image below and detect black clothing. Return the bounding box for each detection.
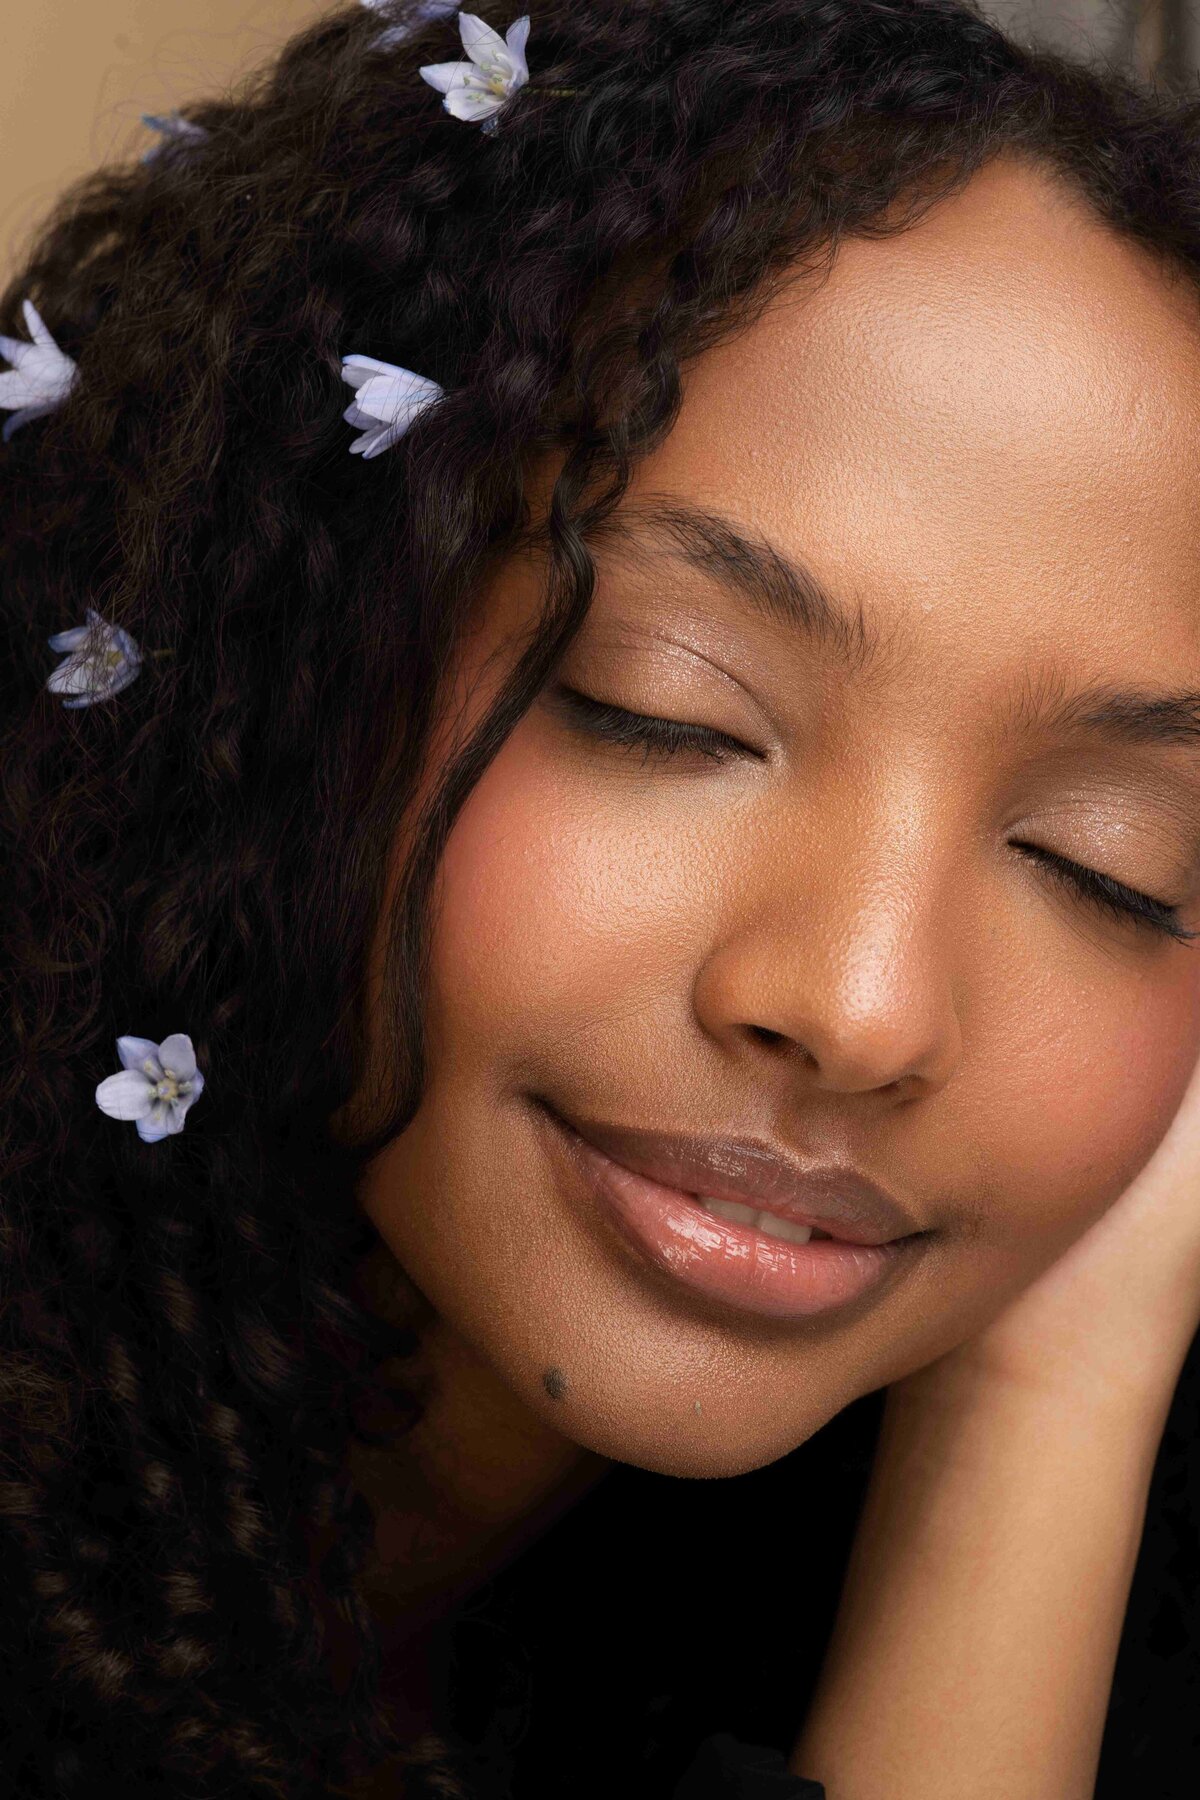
[671,1733,825,1797]
[416,1347,1200,1798]
[424,1386,890,1798]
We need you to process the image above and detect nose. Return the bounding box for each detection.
[690,829,963,1097]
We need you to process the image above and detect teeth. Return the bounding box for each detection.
[696,1195,759,1226]
[757,1212,817,1245]
[695,1194,820,1245]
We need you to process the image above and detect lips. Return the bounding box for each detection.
[541,1103,921,1247]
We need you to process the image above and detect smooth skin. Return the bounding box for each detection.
[339,153,1200,1779]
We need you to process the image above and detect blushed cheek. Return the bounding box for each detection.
[984,964,1200,1253]
[424,731,624,1076]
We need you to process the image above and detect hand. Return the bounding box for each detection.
[898,1041,1200,1408]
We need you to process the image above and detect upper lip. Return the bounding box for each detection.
[547,1104,922,1246]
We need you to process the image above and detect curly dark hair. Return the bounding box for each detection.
[3,0,1200,1794]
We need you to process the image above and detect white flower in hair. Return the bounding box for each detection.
[341,354,445,458]
[95,1034,205,1144]
[0,299,78,441]
[45,607,143,709]
[141,112,209,162]
[419,12,530,135]
[366,0,460,50]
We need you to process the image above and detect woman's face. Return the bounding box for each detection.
[355,154,1200,1480]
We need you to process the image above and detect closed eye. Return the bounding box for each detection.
[1009,842,1198,944]
[545,683,755,764]
[547,684,1198,945]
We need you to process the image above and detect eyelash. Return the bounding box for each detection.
[1012,844,1197,944]
[551,684,746,765]
[550,684,1199,946]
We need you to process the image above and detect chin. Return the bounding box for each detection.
[545,1393,834,1482]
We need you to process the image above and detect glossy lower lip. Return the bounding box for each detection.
[541,1103,921,1321]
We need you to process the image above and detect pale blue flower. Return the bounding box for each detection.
[141,112,209,163]
[366,0,460,50]
[95,1034,205,1144]
[341,354,445,458]
[420,12,530,135]
[45,607,143,709]
[0,299,78,441]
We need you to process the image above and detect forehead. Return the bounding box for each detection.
[627,154,1200,674]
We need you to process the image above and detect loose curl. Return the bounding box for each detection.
[4,0,1200,1794]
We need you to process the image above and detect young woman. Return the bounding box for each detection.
[5,0,1200,1794]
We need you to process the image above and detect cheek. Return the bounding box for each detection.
[975,962,1200,1249]
[425,734,690,1076]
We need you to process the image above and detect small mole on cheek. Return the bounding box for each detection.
[543,1366,569,1401]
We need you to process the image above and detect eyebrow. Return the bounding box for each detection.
[586,494,1200,758]
[587,493,876,670]
[1012,673,1200,754]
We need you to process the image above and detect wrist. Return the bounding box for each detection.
[886,1334,1188,1442]
[795,1335,1174,1800]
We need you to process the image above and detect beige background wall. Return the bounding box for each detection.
[2,0,325,277]
[3,0,1199,279]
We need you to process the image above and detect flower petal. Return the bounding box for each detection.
[136,1100,173,1142]
[356,368,443,424]
[60,688,116,710]
[444,86,504,122]
[5,407,53,438]
[341,361,444,452]
[157,1034,198,1081]
[45,656,105,698]
[95,659,141,701]
[458,12,508,68]
[116,1036,164,1076]
[341,357,444,419]
[44,612,141,706]
[96,1070,155,1121]
[350,419,406,458]
[504,14,531,75]
[342,357,446,454]
[109,626,143,667]
[340,352,434,391]
[46,624,90,652]
[2,404,55,441]
[0,370,46,406]
[22,300,56,354]
[419,58,474,94]
[141,112,208,143]
[370,0,460,43]
[0,300,77,436]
